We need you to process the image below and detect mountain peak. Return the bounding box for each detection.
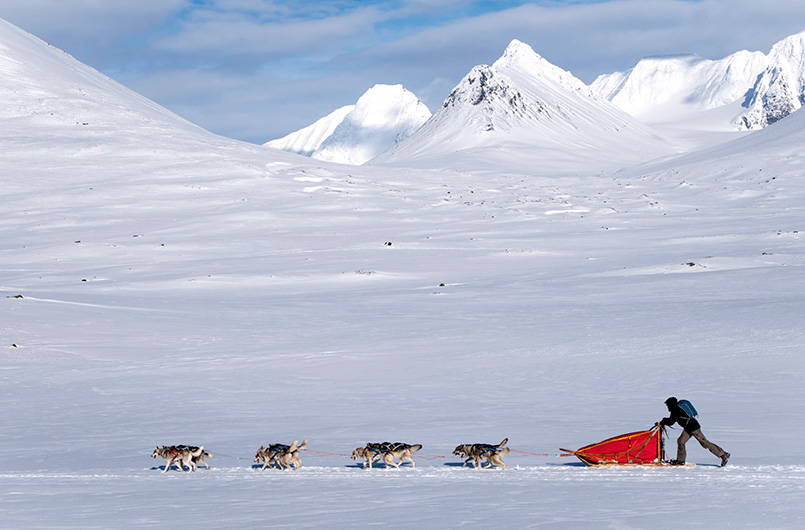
[265,83,430,164]
[494,39,551,72]
[768,30,805,60]
[492,39,590,95]
[738,30,805,130]
[501,39,540,60]
[310,84,431,165]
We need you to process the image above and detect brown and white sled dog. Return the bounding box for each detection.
[453,438,509,468]
[255,440,307,470]
[152,445,206,473]
[352,442,423,469]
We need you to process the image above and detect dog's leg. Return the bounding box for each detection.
[162,457,172,473]
[384,454,399,469]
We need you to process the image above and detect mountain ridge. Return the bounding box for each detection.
[593,29,805,131]
[374,39,672,173]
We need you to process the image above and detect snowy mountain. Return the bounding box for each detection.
[265,84,431,165]
[264,105,354,156]
[738,31,805,130]
[591,51,767,123]
[594,30,805,132]
[375,39,672,173]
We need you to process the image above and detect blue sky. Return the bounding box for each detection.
[2,0,803,142]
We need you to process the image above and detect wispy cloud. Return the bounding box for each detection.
[155,5,383,63]
[2,0,804,143]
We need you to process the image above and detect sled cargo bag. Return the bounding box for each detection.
[561,425,664,465]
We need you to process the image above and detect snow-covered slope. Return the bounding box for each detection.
[592,51,767,123]
[264,105,354,156]
[266,84,431,165]
[640,106,805,181]
[0,18,202,135]
[738,31,805,130]
[375,40,672,173]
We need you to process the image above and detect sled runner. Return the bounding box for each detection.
[560,424,687,466]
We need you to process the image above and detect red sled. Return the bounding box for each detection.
[561,424,667,466]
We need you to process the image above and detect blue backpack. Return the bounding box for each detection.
[678,399,698,418]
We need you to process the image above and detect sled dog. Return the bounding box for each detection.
[170,445,213,469]
[352,442,422,469]
[452,438,509,468]
[274,440,307,470]
[152,445,205,473]
[255,440,307,470]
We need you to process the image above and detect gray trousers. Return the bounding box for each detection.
[677,429,726,462]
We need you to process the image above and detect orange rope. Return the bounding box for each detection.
[509,449,552,456]
[306,450,350,457]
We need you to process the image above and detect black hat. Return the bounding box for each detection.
[665,396,678,406]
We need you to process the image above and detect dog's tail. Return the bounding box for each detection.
[408,444,423,452]
[288,440,299,452]
[296,440,308,451]
[497,447,511,455]
[497,438,509,449]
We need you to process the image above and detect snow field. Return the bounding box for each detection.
[2,465,804,528]
[3,15,805,529]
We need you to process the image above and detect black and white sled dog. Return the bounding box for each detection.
[452,438,509,468]
[254,440,307,470]
[351,442,423,469]
[151,445,212,472]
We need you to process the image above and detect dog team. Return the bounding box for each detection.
[151,438,511,472]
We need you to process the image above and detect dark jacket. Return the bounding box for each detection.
[661,404,700,433]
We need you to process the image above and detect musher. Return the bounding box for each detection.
[660,396,730,466]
